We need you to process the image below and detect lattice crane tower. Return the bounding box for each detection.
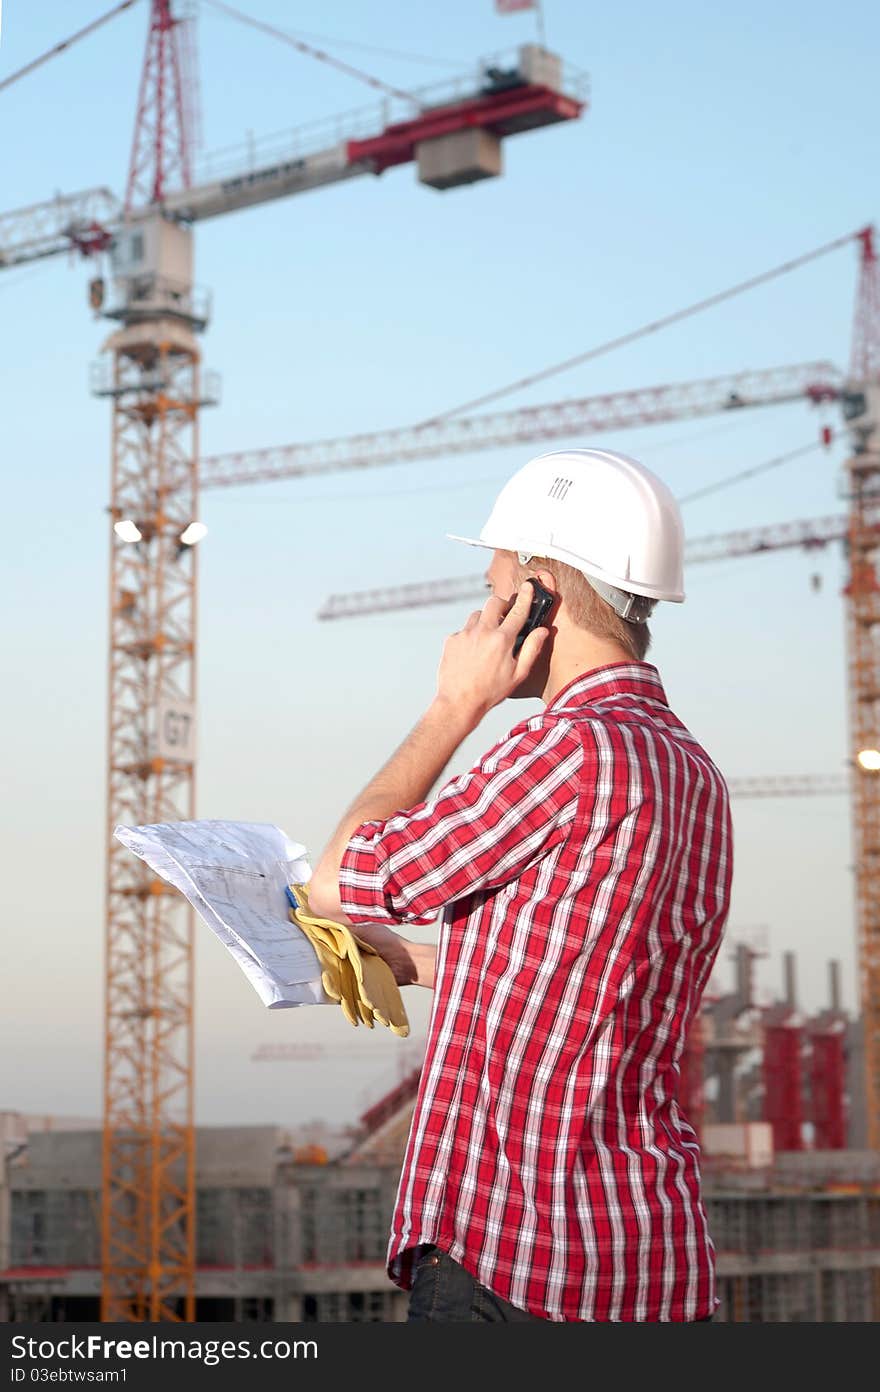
[95,1,206,1324]
[844,226,880,1149]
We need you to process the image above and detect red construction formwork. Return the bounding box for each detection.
[763,1023,805,1151]
[809,1028,847,1150]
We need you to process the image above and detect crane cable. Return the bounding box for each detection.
[416,228,865,427]
[202,0,422,108]
[678,438,829,506]
[252,27,460,70]
[0,0,140,95]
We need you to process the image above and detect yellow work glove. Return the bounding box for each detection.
[358,953,410,1037]
[288,884,363,1027]
[288,883,409,1038]
[309,931,363,1029]
[340,930,411,1038]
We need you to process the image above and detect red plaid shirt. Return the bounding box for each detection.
[339,663,732,1321]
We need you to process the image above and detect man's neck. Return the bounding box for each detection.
[542,639,638,706]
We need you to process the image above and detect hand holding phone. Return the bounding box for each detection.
[513,578,555,657]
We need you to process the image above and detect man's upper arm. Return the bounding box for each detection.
[338,718,584,926]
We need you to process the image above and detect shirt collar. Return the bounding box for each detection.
[545,662,669,714]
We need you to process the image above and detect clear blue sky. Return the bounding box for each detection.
[0,0,875,1128]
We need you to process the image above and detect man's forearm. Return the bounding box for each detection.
[309,694,481,920]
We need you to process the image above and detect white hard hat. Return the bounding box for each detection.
[448,448,685,623]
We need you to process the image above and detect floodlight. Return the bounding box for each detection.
[179,521,208,546]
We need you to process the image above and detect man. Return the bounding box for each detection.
[308,448,732,1322]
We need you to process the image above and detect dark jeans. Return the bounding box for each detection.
[407,1245,544,1322]
[407,1244,715,1322]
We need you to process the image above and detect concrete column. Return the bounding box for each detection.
[717,1054,738,1123]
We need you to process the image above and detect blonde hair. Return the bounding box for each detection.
[508,552,652,662]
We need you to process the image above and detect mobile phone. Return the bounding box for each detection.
[513,578,555,657]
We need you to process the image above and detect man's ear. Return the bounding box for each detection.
[532,567,557,595]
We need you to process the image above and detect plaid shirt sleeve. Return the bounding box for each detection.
[338,718,584,926]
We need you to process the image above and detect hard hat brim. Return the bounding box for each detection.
[446,533,492,549]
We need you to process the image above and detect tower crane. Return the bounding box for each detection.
[0,2,586,1321]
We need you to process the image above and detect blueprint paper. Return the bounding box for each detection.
[113,819,328,1010]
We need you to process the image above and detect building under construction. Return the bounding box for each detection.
[2,945,879,1323]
